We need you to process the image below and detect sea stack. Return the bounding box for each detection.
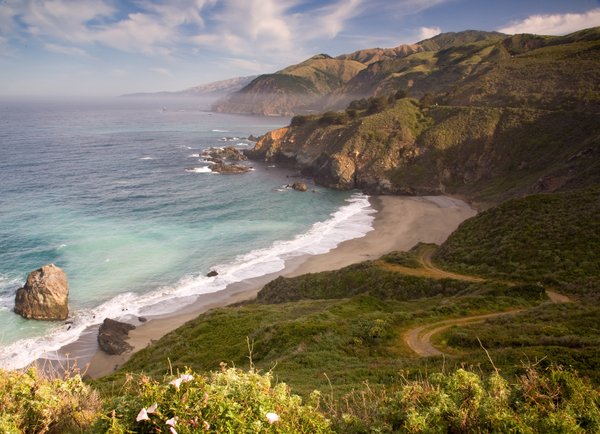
[14,264,69,320]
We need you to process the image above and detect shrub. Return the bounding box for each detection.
[319,111,349,125]
[329,365,600,433]
[0,366,101,433]
[95,365,333,433]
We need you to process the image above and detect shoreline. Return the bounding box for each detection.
[80,195,476,379]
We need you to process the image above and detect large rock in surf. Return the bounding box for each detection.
[98,318,136,355]
[14,264,69,320]
[201,146,248,161]
[292,182,307,191]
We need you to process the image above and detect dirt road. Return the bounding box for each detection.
[404,249,572,357]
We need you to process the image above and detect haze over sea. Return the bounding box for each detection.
[0,97,374,368]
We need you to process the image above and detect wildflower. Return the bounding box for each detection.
[170,428,177,434]
[190,417,198,428]
[136,408,149,422]
[203,392,209,405]
[166,416,178,427]
[180,374,194,382]
[204,420,210,430]
[266,413,280,424]
[147,403,158,414]
[169,378,183,389]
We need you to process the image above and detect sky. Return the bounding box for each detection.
[1,0,600,97]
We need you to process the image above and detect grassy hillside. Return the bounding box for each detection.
[390,105,600,205]
[318,28,600,113]
[433,188,600,297]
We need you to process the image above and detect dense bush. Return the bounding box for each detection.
[331,365,600,433]
[319,111,349,125]
[0,366,101,433]
[95,365,332,434]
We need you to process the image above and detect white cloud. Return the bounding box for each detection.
[499,8,600,36]
[110,69,126,77]
[0,35,18,57]
[222,57,272,73]
[44,43,88,56]
[152,67,172,76]
[418,26,441,40]
[21,0,115,42]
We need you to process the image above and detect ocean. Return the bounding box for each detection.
[0,97,375,369]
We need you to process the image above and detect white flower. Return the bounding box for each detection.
[147,402,158,414]
[204,420,210,430]
[136,408,149,422]
[166,416,178,427]
[169,378,183,389]
[180,374,194,382]
[266,412,280,424]
[169,427,178,434]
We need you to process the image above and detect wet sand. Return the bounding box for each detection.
[85,195,476,379]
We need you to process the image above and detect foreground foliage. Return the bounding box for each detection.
[0,366,101,433]
[95,365,332,433]
[329,365,600,433]
[4,363,600,433]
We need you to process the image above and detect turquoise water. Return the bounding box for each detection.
[0,97,374,368]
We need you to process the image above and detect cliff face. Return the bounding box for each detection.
[246,100,600,205]
[245,99,428,193]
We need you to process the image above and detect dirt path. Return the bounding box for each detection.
[420,249,483,281]
[405,311,523,357]
[405,249,572,357]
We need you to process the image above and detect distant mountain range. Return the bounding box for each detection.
[121,75,258,98]
[211,30,508,115]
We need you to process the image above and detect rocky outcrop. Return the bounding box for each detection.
[201,146,247,161]
[14,264,69,320]
[292,182,307,191]
[209,161,251,174]
[244,101,423,194]
[98,318,136,355]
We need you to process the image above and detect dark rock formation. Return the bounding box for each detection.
[14,264,69,320]
[210,161,251,174]
[292,182,307,191]
[98,318,136,355]
[201,146,247,161]
[207,270,218,277]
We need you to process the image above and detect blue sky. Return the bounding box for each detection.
[1,0,599,96]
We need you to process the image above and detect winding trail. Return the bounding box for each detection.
[404,249,572,357]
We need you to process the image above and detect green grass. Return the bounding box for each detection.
[433,188,600,296]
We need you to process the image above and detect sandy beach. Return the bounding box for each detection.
[85,195,476,379]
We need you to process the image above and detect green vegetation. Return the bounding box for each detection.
[434,189,600,296]
[95,367,332,433]
[0,366,100,433]
[436,302,600,384]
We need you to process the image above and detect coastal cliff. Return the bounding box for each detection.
[245,98,600,205]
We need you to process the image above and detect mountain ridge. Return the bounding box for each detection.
[121,75,258,98]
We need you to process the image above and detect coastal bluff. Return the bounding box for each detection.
[14,264,69,321]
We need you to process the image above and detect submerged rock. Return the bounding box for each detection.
[210,161,251,174]
[98,318,136,355]
[14,264,69,320]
